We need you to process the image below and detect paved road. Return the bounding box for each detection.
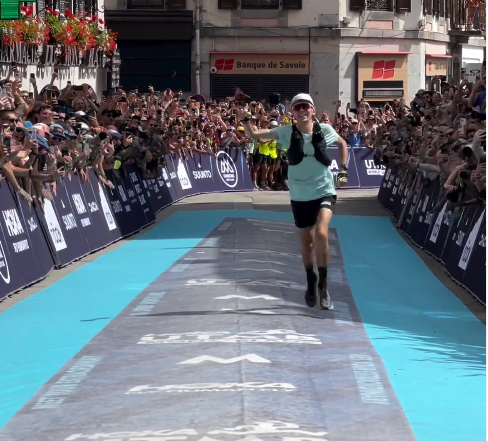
[0,190,484,441]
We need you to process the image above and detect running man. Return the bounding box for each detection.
[239,93,348,309]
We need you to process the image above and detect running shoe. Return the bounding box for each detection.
[317,286,334,310]
[304,288,316,307]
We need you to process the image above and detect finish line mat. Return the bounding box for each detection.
[0,218,416,441]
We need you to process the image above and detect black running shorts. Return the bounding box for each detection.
[253,152,271,165]
[290,195,337,229]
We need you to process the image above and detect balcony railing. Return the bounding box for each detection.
[449,0,486,32]
[366,0,393,11]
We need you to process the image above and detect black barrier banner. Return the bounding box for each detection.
[87,171,122,244]
[378,166,486,304]
[326,147,360,188]
[424,201,451,262]
[190,152,219,194]
[408,178,442,248]
[126,165,156,225]
[397,175,417,232]
[153,172,175,213]
[43,178,91,267]
[63,175,106,253]
[442,205,481,283]
[105,170,142,237]
[353,147,386,188]
[213,149,254,192]
[0,182,32,299]
[461,210,486,303]
[74,174,120,250]
[142,179,160,213]
[166,153,198,199]
[160,164,179,203]
[377,167,398,213]
[16,192,55,285]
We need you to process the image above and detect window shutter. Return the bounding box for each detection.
[433,0,439,15]
[218,0,237,8]
[439,0,445,17]
[36,0,46,18]
[350,0,366,12]
[165,0,186,9]
[76,0,85,15]
[396,0,411,13]
[283,0,302,9]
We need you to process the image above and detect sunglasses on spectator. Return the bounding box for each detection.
[3,118,18,123]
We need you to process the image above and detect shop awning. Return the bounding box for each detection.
[426,54,452,58]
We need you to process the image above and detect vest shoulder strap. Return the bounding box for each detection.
[313,122,323,134]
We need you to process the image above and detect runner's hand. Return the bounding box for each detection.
[337,171,348,187]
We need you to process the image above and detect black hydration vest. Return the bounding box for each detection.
[287,123,332,168]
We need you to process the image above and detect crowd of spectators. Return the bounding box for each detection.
[371,66,486,219]
[0,61,485,209]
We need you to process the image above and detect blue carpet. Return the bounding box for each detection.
[0,209,484,441]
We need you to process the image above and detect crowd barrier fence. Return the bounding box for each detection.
[377,167,486,304]
[0,148,254,301]
[328,146,385,189]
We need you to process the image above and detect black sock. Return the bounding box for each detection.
[305,266,316,291]
[318,266,328,289]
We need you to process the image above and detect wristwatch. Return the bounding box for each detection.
[341,164,348,171]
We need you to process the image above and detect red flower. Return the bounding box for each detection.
[98,18,104,24]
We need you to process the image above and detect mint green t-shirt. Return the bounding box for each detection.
[270,123,338,202]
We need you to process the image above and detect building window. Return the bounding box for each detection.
[366,0,393,11]
[128,0,164,7]
[241,0,279,9]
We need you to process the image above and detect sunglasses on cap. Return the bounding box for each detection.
[293,102,312,112]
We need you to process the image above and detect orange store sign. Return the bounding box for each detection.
[426,57,449,76]
[210,53,309,75]
[357,53,409,101]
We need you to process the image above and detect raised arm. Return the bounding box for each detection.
[238,110,279,140]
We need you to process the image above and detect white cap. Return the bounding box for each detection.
[290,93,314,108]
[269,120,279,127]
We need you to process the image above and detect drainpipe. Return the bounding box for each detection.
[195,0,201,94]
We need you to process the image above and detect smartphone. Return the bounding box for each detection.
[4,137,11,153]
[0,89,8,99]
[30,73,35,80]
[67,81,71,86]
[14,69,21,81]
[28,92,33,99]
[157,109,162,116]
[460,118,467,126]
[83,140,91,155]
[46,89,53,99]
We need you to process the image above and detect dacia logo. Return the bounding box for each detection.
[216,151,238,188]
[220,158,234,174]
